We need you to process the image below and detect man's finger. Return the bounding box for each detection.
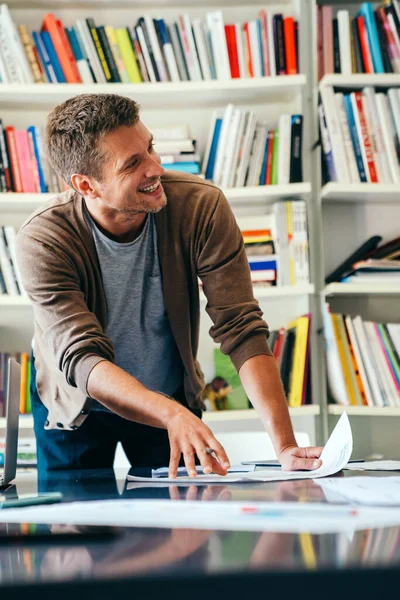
[290,457,322,471]
[169,446,181,479]
[183,448,197,477]
[208,438,231,470]
[196,446,213,475]
[301,446,324,458]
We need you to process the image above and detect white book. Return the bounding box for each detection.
[375,92,400,184]
[337,10,352,75]
[387,324,400,358]
[76,57,95,84]
[0,228,19,295]
[246,124,267,186]
[177,16,201,81]
[350,92,371,182]
[181,14,202,81]
[0,4,32,83]
[0,13,20,82]
[322,304,349,406]
[364,322,399,408]
[248,20,262,77]
[206,11,231,80]
[235,112,257,188]
[361,90,384,183]
[201,110,218,176]
[0,46,9,83]
[153,139,194,153]
[220,108,242,189]
[160,32,180,83]
[192,19,212,81]
[363,87,392,183]
[345,316,374,408]
[136,25,157,83]
[227,110,247,188]
[169,23,188,81]
[277,114,291,185]
[334,93,359,183]
[76,19,106,84]
[320,85,350,183]
[291,201,309,284]
[272,202,290,286]
[352,316,385,408]
[2,226,25,296]
[266,11,276,77]
[212,103,234,185]
[144,15,168,82]
[235,22,246,78]
[387,88,400,154]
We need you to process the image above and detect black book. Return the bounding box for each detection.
[273,14,286,75]
[126,27,148,82]
[375,9,393,73]
[280,327,296,398]
[0,120,14,192]
[289,114,303,183]
[0,265,7,295]
[332,18,341,73]
[96,25,121,83]
[172,22,190,81]
[368,235,400,260]
[86,18,113,83]
[325,235,383,284]
[0,125,7,193]
[294,20,299,74]
[136,17,160,81]
[351,17,364,73]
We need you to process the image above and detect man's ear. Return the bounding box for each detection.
[71,174,100,199]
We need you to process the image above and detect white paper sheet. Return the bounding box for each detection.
[151,464,256,477]
[316,476,400,506]
[127,412,353,485]
[0,498,400,534]
[344,461,400,471]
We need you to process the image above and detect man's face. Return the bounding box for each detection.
[93,120,166,217]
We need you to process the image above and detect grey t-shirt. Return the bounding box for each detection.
[84,204,183,410]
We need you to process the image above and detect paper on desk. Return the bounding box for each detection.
[344,461,400,471]
[1,498,400,534]
[127,412,353,485]
[315,476,400,506]
[151,464,256,477]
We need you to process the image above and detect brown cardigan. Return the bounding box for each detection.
[16,171,271,430]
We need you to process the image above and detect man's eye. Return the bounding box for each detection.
[148,143,155,152]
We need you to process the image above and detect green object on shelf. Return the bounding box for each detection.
[213,348,248,410]
[25,358,32,414]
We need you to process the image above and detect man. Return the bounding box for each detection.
[16,94,323,477]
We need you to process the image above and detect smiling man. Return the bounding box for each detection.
[16,94,323,477]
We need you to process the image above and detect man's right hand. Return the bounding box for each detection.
[166,407,230,478]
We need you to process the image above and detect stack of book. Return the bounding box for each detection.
[319,86,400,184]
[323,304,400,408]
[202,105,303,188]
[0,225,24,296]
[0,6,299,85]
[0,351,32,416]
[326,235,400,285]
[237,205,309,288]
[212,312,312,410]
[154,125,200,175]
[0,120,67,193]
[317,1,400,78]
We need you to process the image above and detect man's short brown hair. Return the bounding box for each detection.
[46,93,140,186]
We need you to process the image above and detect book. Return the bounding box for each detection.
[42,13,82,83]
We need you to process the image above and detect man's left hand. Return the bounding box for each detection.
[279,445,324,471]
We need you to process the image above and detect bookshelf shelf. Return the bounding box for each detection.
[328,405,400,417]
[320,74,400,89]
[0,77,306,109]
[0,296,31,307]
[204,405,320,422]
[321,183,400,204]
[324,283,400,296]
[0,184,312,212]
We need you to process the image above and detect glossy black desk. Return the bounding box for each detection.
[0,468,399,600]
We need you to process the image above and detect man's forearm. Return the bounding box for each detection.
[238,354,297,455]
[87,360,182,428]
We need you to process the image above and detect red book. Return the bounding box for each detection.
[273,328,286,367]
[41,13,82,83]
[283,16,297,74]
[5,126,22,193]
[354,91,378,182]
[356,15,374,73]
[258,10,270,76]
[224,24,240,78]
[243,22,254,77]
[265,130,274,185]
[13,130,36,193]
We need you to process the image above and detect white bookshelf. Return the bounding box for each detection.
[0,183,312,212]
[324,283,400,296]
[320,73,400,89]
[321,183,400,204]
[328,405,400,417]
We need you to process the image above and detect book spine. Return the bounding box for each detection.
[169,22,189,81]
[156,18,180,82]
[115,28,142,84]
[266,11,276,77]
[45,13,82,83]
[343,93,367,182]
[96,25,121,82]
[354,90,378,182]
[86,18,112,82]
[273,14,286,75]
[144,15,169,81]
[277,115,291,185]
[334,93,360,183]
[320,84,350,182]
[359,3,385,73]
[5,127,22,193]
[289,114,303,183]
[374,8,394,73]
[41,30,66,82]
[375,92,400,183]
[258,9,270,76]
[318,103,337,182]
[283,16,297,75]
[337,10,352,74]
[351,16,364,73]
[356,14,374,73]
[332,18,341,73]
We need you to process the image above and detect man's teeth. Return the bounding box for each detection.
[140,182,159,193]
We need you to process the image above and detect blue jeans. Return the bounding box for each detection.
[31,357,201,474]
